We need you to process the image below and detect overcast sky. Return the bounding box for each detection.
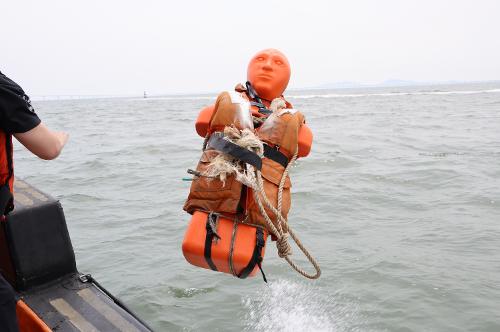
[1,0,499,96]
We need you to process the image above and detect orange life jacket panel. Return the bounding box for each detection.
[184,89,259,215]
[183,149,243,215]
[208,91,255,134]
[245,159,292,231]
[257,110,306,158]
[207,92,235,134]
[242,110,305,230]
[182,211,267,279]
[194,89,312,158]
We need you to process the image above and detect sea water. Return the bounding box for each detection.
[15,82,500,331]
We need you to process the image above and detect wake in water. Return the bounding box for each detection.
[242,279,360,332]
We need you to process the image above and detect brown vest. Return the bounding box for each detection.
[184,87,305,234]
[183,91,246,216]
[246,109,304,230]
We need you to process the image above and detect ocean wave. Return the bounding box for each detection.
[167,286,215,298]
[33,88,500,102]
[288,89,500,99]
[130,96,216,101]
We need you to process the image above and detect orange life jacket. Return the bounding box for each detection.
[0,130,14,215]
[184,84,308,231]
[183,90,251,216]
[182,211,268,280]
[182,84,311,280]
[246,110,305,230]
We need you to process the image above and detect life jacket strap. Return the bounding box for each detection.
[263,144,289,168]
[237,227,267,283]
[207,133,263,170]
[207,133,289,170]
[204,212,221,271]
[204,213,268,282]
[245,81,273,115]
[250,101,272,115]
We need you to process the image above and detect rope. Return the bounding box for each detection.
[228,220,238,277]
[252,148,321,279]
[254,97,320,278]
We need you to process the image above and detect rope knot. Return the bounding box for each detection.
[276,234,292,258]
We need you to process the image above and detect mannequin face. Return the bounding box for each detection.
[247,49,291,101]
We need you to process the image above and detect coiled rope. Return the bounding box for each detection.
[251,146,321,279]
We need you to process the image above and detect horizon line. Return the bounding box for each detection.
[30,79,500,101]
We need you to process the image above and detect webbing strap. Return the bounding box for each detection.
[207,133,289,170]
[237,228,267,282]
[245,81,262,104]
[246,81,273,115]
[204,213,220,271]
[207,133,262,170]
[263,144,288,168]
[250,101,272,115]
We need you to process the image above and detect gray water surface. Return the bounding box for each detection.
[15,83,500,331]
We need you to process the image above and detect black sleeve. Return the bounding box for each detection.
[0,72,41,134]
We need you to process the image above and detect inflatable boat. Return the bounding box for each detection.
[0,179,152,331]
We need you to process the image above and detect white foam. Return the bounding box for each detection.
[130,95,216,101]
[243,279,359,332]
[288,88,500,100]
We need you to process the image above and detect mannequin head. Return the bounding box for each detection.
[247,48,291,101]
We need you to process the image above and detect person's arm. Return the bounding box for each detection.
[14,123,68,160]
